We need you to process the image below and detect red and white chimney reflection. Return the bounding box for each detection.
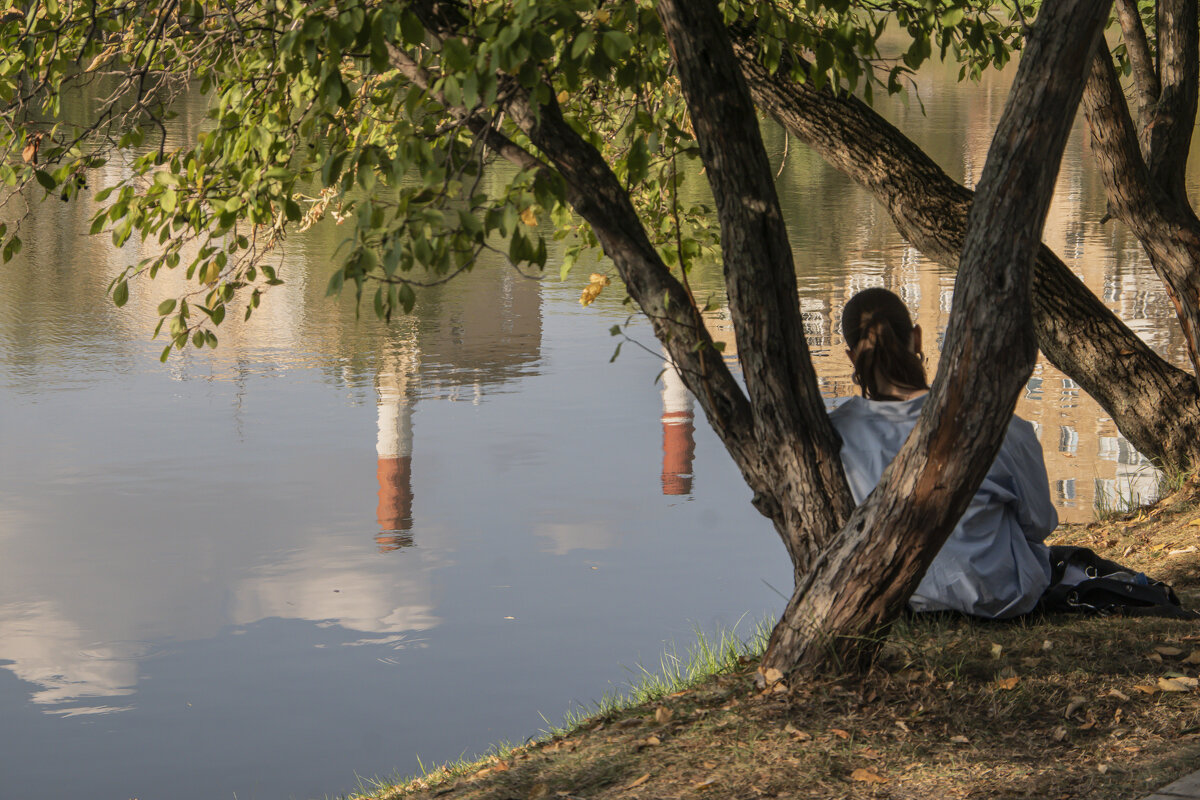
[660,355,696,496]
[376,353,417,551]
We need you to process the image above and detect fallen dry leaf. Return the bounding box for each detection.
[654,707,673,725]
[1159,676,1199,691]
[625,773,650,789]
[860,747,883,759]
[949,735,970,744]
[990,643,1003,659]
[643,735,661,747]
[1098,764,1110,775]
[760,667,784,687]
[702,761,717,770]
[995,676,1021,691]
[1170,546,1199,556]
[692,778,718,790]
[1042,639,1054,651]
[830,728,851,740]
[1065,696,1087,718]
[1183,650,1200,665]
[1148,652,1164,663]
[1156,646,1185,657]
[1052,726,1068,742]
[850,768,888,784]
[1132,684,1159,695]
[1188,518,1200,526]
[1108,688,1130,701]
[528,783,549,800]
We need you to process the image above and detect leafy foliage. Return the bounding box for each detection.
[0,0,1052,357]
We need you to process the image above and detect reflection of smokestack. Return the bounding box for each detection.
[376,354,417,552]
[660,357,695,496]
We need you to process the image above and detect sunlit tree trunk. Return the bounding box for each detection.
[1081,0,1200,392]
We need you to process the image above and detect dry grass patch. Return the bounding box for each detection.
[354,486,1200,800]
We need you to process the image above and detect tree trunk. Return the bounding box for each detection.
[1081,44,1200,387]
[656,0,855,580]
[763,0,1112,674]
[733,35,1200,473]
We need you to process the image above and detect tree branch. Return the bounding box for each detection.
[1147,0,1199,202]
[1113,0,1160,135]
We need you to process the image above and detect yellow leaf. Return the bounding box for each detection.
[995,676,1021,690]
[520,206,538,227]
[850,768,888,784]
[1188,518,1200,526]
[84,44,119,73]
[625,773,650,789]
[556,90,569,104]
[643,735,661,747]
[579,273,610,306]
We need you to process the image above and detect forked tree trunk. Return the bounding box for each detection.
[759,0,1112,673]
[1081,3,1200,393]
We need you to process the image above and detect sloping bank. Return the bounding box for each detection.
[352,484,1200,800]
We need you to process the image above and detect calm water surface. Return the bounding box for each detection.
[1,62,1196,799]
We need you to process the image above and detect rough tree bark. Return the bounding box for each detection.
[1080,1,1200,388]
[760,0,1113,673]
[732,36,1200,473]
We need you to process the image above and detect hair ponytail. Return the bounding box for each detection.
[842,289,929,401]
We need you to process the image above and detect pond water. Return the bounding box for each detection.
[1,59,1197,799]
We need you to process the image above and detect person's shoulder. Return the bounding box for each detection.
[829,396,867,422]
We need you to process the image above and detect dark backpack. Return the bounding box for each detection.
[1041,545,1199,620]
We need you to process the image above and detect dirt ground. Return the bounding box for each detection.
[357,482,1200,800]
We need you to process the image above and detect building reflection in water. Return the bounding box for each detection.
[659,351,696,496]
[376,346,419,551]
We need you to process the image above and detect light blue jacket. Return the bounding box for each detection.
[829,395,1057,618]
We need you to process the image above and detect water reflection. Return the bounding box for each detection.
[659,352,695,496]
[376,340,419,549]
[2,48,1200,800]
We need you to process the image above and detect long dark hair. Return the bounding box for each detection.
[841,288,929,401]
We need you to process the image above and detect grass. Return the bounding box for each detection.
[348,482,1200,800]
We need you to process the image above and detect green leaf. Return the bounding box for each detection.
[34,169,56,191]
[113,280,129,307]
[157,298,177,315]
[400,11,424,45]
[601,31,633,61]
